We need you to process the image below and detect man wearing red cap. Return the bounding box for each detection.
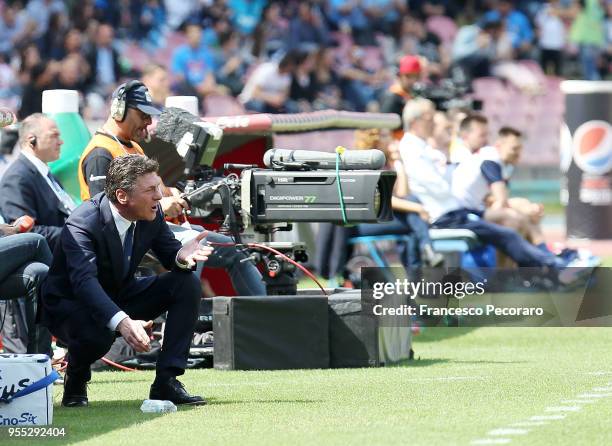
[381,55,422,123]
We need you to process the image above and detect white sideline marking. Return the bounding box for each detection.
[577,393,612,398]
[545,406,581,412]
[587,371,612,376]
[488,428,529,436]
[592,387,612,392]
[471,439,512,445]
[561,400,596,404]
[511,421,548,427]
[530,415,566,421]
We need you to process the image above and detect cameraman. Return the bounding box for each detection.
[78,80,265,296]
[380,55,422,121]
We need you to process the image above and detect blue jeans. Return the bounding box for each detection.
[433,209,561,268]
[0,233,53,355]
[169,224,266,296]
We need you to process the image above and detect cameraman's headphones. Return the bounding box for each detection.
[110,80,144,122]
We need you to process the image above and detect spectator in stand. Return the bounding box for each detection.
[312,46,343,110]
[138,0,166,47]
[25,0,67,42]
[141,63,171,109]
[52,54,88,93]
[252,2,289,59]
[484,0,534,58]
[52,29,85,61]
[71,0,97,32]
[171,22,219,105]
[452,17,513,82]
[214,30,248,97]
[239,50,298,113]
[569,0,606,80]
[288,3,329,50]
[362,0,405,35]
[41,11,70,60]
[536,0,570,76]
[228,0,267,36]
[85,23,124,98]
[201,17,232,49]
[327,0,374,45]
[163,0,199,30]
[18,61,58,120]
[290,49,318,112]
[396,16,446,77]
[0,3,34,56]
[338,45,389,112]
[0,54,20,112]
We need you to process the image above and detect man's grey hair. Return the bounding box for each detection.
[105,155,159,204]
[18,113,48,147]
[402,98,435,131]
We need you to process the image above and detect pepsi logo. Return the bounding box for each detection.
[572,120,612,175]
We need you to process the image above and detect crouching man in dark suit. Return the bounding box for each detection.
[40,155,212,407]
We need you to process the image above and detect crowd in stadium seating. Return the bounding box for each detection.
[0,0,610,119]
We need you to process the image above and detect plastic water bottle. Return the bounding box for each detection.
[42,90,91,203]
[140,399,177,414]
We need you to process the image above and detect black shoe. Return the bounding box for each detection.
[62,374,88,407]
[150,377,206,406]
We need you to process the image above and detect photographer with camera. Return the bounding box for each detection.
[380,54,422,121]
[77,80,265,296]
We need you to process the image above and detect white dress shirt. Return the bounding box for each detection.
[399,132,461,222]
[21,151,77,212]
[106,202,134,330]
[106,202,192,331]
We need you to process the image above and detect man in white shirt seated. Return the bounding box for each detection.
[399,99,575,278]
[449,114,489,165]
[452,126,545,244]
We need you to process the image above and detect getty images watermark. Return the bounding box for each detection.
[360,267,612,327]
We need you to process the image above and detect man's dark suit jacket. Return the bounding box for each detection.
[0,154,70,251]
[40,193,187,330]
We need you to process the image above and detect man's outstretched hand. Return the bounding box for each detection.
[177,230,214,268]
[117,318,153,352]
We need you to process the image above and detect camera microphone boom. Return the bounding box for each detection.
[263,148,386,170]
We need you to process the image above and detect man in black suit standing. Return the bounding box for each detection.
[0,113,75,251]
[40,155,212,407]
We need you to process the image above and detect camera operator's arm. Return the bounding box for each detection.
[82,148,114,197]
[160,195,189,219]
[155,184,188,219]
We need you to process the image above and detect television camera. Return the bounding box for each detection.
[154,107,396,294]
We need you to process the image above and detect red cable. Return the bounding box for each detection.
[54,357,137,373]
[100,357,137,372]
[207,239,328,295]
[247,243,329,296]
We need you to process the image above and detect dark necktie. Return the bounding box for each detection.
[123,223,135,278]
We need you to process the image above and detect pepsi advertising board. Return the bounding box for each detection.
[560,81,612,239]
